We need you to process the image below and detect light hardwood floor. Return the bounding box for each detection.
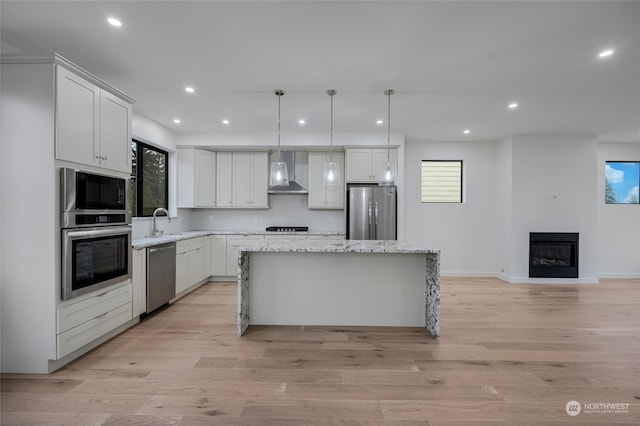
[2,277,640,425]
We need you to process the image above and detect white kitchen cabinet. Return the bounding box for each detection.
[226,235,265,276]
[177,148,216,208]
[216,152,233,207]
[308,152,345,209]
[1,54,135,373]
[56,283,133,359]
[175,237,207,295]
[132,248,147,317]
[345,148,397,182]
[211,235,228,276]
[233,152,269,208]
[306,234,345,240]
[56,65,132,173]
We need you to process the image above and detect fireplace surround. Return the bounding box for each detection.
[529,232,579,278]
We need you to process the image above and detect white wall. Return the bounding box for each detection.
[495,137,513,279]
[597,142,640,278]
[508,135,599,283]
[404,140,498,276]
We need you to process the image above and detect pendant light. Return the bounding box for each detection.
[322,89,341,186]
[270,89,289,187]
[380,89,397,185]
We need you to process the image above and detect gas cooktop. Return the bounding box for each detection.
[265,226,309,232]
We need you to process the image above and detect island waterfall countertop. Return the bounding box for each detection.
[236,239,441,339]
[235,238,440,254]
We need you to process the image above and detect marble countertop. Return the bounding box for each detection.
[132,230,345,249]
[236,239,440,254]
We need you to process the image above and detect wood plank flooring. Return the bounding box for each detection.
[2,277,640,425]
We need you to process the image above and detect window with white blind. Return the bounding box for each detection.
[421,160,463,203]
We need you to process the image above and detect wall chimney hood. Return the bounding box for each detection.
[268,150,308,194]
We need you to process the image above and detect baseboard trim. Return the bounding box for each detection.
[508,277,599,284]
[598,273,640,279]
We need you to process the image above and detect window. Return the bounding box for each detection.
[421,160,463,203]
[131,139,168,216]
[605,161,639,204]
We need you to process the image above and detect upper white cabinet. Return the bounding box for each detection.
[216,152,233,207]
[308,152,345,209]
[232,152,268,208]
[345,148,397,182]
[177,148,216,208]
[56,65,132,173]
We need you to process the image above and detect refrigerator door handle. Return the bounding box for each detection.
[373,200,379,239]
[368,200,372,225]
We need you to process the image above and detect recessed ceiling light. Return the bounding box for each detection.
[598,49,614,58]
[376,119,384,125]
[173,119,181,124]
[463,129,471,134]
[222,119,230,125]
[298,119,306,125]
[508,102,519,109]
[185,86,195,93]
[107,17,122,27]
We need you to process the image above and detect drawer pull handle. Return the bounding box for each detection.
[95,312,109,319]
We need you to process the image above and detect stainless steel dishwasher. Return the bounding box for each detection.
[146,242,176,313]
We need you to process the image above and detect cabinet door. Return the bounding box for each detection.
[211,235,227,275]
[132,249,146,317]
[308,152,345,209]
[325,152,345,208]
[99,91,132,173]
[226,235,264,275]
[345,149,373,182]
[175,252,189,295]
[371,149,397,181]
[188,247,206,285]
[195,150,216,207]
[56,66,99,166]
[307,152,327,208]
[250,152,269,208]
[232,153,252,206]
[216,152,233,207]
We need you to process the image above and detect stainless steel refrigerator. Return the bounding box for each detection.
[347,185,397,240]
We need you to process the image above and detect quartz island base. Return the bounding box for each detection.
[237,240,440,338]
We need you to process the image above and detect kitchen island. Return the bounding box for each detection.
[236,239,440,338]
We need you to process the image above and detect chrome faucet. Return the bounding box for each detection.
[152,207,171,237]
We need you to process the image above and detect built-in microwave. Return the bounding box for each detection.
[60,167,131,228]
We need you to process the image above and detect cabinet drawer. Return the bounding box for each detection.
[176,237,204,254]
[227,235,264,247]
[307,235,345,240]
[264,235,307,240]
[57,302,132,358]
[57,283,132,333]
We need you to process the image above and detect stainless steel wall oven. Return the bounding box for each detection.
[60,168,132,300]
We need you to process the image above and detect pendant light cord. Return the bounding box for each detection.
[327,89,336,162]
[385,89,394,162]
[275,89,284,161]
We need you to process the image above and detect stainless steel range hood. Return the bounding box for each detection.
[268,150,308,194]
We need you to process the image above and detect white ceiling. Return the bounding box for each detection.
[2,1,639,142]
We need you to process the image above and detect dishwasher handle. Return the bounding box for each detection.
[148,244,176,254]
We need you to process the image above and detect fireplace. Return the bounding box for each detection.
[529,233,579,278]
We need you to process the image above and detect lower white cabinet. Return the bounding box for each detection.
[226,235,265,276]
[306,234,345,240]
[175,237,207,295]
[56,283,133,358]
[211,235,228,275]
[264,235,307,240]
[132,248,146,317]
